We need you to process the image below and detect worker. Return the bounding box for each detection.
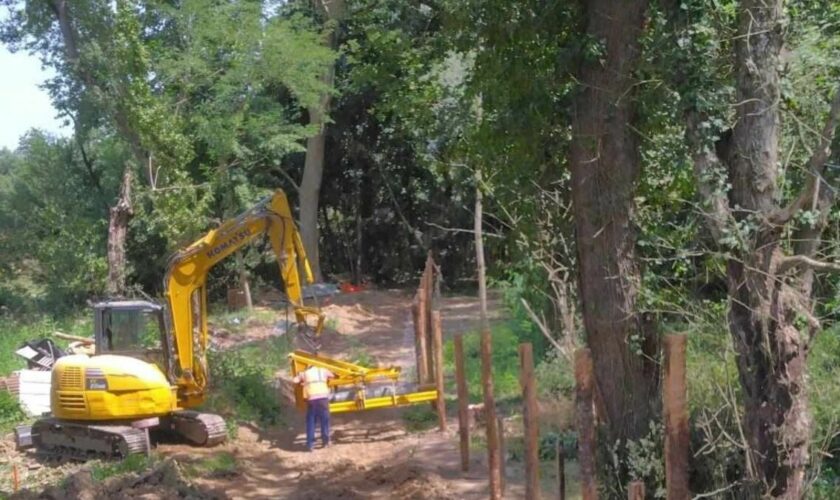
[293,360,336,451]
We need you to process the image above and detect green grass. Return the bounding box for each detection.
[90,453,157,482]
[442,322,524,404]
[182,452,238,478]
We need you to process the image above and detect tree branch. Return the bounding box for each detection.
[770,84,840,226]
[777,255,840,275]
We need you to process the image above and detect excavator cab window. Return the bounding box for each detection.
[95,302,166,357]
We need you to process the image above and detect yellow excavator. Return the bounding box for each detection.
[29,190,325,459]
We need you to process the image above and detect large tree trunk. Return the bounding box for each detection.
[686,0,840,495]
[726,1,805,496]
[568,0,657,456]
[106,167,133,297]
[300,0,345,282]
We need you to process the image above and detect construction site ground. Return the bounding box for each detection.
[2,288,578,499]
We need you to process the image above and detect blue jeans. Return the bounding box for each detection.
[305,398,330,449]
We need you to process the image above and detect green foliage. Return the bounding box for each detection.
[204,334,290,426]
[0,391,25,434]
[443,323,522,403]
[534,350,574,399]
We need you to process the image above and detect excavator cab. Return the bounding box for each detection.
[93,301,171,379]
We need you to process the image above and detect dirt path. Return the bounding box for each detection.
[159,288,516,499]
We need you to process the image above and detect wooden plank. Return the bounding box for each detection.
[454,334,470,471]
[520,342,540,499]
[432,310,447,431]
[627,481,645,500]
[664,334,690,500]
[576,348,597,500]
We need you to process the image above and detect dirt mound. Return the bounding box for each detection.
[365,463,455,500]
[288,459,454,500]
[12,460,225,500]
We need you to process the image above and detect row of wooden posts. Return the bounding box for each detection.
[412,256,689,499]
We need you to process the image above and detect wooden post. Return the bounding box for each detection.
[520,343,540,499]
[12,463,19,492]
[412,301,425,384]
[432,310,447,431]
[627,481,645,500]
[498,415,506,494]
[423,257,435,381]
[476,170,501,500]
[664,334,689,499]
[415,292,430,384]
[557,442,565,500]
[576,348,597,500]
[454,334,470,471]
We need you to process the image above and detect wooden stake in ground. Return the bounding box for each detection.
[454,333,470,471]
[520,342,540,499]
[475,170,502,499]
[627,481,645,500]
[498,415,506,494]
[432,310,447,432]
[576,348,597,500]
[664,334,689,499]
[424,255,436,381]
[557,443,565,500]
[414,293,430,384]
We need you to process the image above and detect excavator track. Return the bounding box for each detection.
[170,410,227,447]
[31,418,149,461]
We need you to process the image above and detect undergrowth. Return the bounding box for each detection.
[0,391,25,433]
[203,334,291,427]
[442,322,523,404]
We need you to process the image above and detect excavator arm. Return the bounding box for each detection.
[163,190,322,406]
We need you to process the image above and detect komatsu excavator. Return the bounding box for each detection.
[29,190,324,459]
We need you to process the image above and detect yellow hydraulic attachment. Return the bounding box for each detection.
[288,350,437,414]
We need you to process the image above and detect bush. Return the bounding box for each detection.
[534,349,574,399]
[203,335,290,426]
[0,391,25,433]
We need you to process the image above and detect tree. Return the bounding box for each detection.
[684,0,840,495]
[568,0,659,468]
[300,0,345,281]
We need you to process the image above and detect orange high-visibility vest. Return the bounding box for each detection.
[302,366,331,400]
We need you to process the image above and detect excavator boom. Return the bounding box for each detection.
[164,190,321,406]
